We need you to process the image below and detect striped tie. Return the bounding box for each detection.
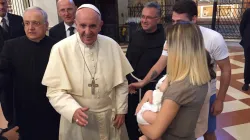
[1,18,8,33]
[68,26,75,36]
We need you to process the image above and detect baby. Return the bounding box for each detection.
[136,75,168,140]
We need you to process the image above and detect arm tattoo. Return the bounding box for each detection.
[150,71,158,81]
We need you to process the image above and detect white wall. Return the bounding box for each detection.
[29,0,59,27]
[118,0,128,24]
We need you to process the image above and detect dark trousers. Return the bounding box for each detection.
[0,89,14,127]
[125,82,156,140]
[0,75,15,127]
[244,46,250,84]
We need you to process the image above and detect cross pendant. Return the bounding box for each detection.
[88,78,99,95]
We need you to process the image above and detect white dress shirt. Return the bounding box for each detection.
[64,22,76,37]
[0,13,9,27]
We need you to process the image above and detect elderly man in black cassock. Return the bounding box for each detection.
[0,6,60,140]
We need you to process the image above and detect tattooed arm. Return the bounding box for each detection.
[129,55,168,92]
[143,55,168,85]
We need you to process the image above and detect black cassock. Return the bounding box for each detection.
[125,24,166,140]
[240,8,250,85]
[0,36,60,140]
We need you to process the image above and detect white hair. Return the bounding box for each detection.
[24,6,48,22]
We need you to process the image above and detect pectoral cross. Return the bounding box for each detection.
[88,78,98,95]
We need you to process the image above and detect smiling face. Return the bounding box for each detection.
[23,9,48,42]
[140,7,160,33]
[57,0,76,26]
[75,8,103,45]
[0,0,7,17]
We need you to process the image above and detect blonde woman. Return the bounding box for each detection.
[137,23,213,140]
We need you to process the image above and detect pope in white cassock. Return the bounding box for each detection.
[42,4,133,140]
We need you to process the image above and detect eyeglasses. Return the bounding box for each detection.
[141,15,159,20]
[23,21,44,27]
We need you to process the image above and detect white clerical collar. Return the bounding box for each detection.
[64,22,76,31]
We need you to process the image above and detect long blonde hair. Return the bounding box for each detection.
[167,23,210,86]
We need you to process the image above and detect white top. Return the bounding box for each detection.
[42,34,133,122]
[162,26,228,96]
[153,75,166,106]
[64,22,76,37]
[0,13,9,27]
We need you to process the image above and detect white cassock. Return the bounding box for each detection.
[42,33,133,140]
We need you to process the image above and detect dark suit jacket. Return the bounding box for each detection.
[0,13,25,51]
[0,27,13,126]
[0,13,24,127]
[7,13,25,39]
[0,28,13,126]
[240,8,250,48]
[49,22,66,42]
[0,27,7,50]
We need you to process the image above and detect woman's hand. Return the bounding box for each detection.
[135,102,144,115]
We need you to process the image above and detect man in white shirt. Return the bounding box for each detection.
[49,0,77,42]
[129,0,231,140]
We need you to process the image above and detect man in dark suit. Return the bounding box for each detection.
[0,0,25,128]
[49,0,77,42]
[240,8,250,91]
[0,27,8,50]
[0,0,25,41]
[1,13,25,39]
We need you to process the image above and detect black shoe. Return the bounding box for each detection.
[242,84,249,91]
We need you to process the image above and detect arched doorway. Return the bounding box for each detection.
[74,0,119,41]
